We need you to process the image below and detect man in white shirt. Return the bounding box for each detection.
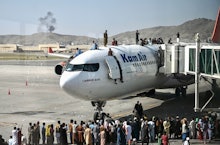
[8,136,13,145]
[12,127,18,145]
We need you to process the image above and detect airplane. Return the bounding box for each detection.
[51,44,194,121]
[50,8,220,121]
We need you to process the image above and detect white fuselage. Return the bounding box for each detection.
[59,45,177,101]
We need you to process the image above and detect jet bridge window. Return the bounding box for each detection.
[66,63,99,72]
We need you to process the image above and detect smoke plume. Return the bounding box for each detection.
[38,11,56,33]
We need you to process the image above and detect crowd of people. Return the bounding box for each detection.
[4,102,220,145]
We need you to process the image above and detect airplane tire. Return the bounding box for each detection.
[100,113,105,121]
[149,89,155,95]
[94,112,105,122]
[175,87,181,97]
[181,87,186,97]
[93,112,99,122]
[146,89,156,96]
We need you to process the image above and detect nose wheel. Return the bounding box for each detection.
[91,101,107,122]
[175,86,187,97]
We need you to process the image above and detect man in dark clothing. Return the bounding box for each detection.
[60,123,68,145]
[136,30,140,44]
[141,123,149,145]
[174,116,182,139]
[42,122,46,144]
[117,124,126,145]
[133,101,143,119]
[0,135,7,145]
[104,30,108,46]
[132,118,141,141]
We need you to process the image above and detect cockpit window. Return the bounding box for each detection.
[66,63,99,72]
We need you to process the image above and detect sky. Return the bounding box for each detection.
[0,0,219,38]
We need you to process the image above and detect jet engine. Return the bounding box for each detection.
[55,61,66,75]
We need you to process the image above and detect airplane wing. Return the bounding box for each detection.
[48,52,73,59]
[47,47,73,59]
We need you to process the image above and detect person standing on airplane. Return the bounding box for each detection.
[75,48,82,57]
[108,48,113,56]
[136,30,140,44]
[112,38,118,46]
[177,32,180,42]
[91,41,98,50]
[104,30,108,46]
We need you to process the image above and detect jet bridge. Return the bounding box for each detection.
[185,41,220,112]
[159,43,186,74]
[158,39,220,113]
[185,44,220,78]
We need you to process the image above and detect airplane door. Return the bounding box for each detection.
[105,56,121,80]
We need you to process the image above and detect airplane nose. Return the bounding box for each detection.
[59,71,82,98]
[60,71,73,91]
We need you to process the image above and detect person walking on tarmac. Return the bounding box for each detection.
[133,101,143,119]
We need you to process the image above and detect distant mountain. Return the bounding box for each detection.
[113,18,215,44]
[0,33,95,46]
[0,18,215,46]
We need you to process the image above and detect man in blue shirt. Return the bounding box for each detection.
[90,41,98,50]
[74,48,82,57]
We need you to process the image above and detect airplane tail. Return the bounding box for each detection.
[211,7,220,43]
[48,47,53,53]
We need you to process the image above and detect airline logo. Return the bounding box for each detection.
[120,52,147,63]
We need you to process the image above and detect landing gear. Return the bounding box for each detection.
[91,101,107,122]
[175,86,187,97]
[147,89,156,96]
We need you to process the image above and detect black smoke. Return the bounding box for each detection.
[38,11,56,33]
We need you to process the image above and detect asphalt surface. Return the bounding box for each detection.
[0,60,220,144]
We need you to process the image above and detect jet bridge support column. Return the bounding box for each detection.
[194,33,200,112]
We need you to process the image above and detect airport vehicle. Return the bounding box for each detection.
[51,44,194,121]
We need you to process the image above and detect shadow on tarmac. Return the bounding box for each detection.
[118,90,220,121]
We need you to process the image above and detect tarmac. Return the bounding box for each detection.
[137,139,220,145]
[0,60,220,145]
